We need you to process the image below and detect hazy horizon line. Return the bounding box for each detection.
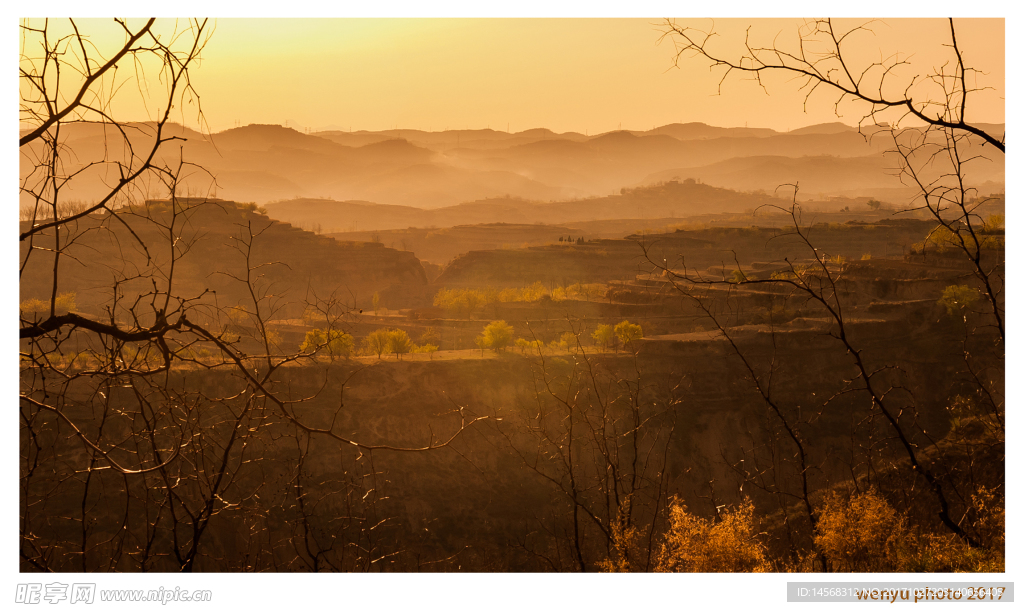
[24,117,1008,138]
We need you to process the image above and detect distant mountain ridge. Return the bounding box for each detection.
[264,180,793,234]
[22,120,1003,210]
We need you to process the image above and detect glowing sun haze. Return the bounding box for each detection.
[44,17,1006,135]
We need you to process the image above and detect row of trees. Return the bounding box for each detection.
[301,319,645,360]
[300,328,440,360]
[360,328,438,360]
[471,319,644,355]
[591,321,643,351]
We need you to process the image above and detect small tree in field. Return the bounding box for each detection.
[386,329,412,360]
[300,328,354,361]
[361,328,390,358]
[614,321,643,352]
[591,324,614,350]
[478,320,514,352]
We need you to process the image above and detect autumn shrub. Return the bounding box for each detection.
[20,292,76,317]
[599,504,641,573]
[966,486,1005,553]
[813,488,1004,573]
[814,489,907,572]
[19,298,48,316]
[654,499,771,572]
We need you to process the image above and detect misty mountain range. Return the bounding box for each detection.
[21,120,1003,213]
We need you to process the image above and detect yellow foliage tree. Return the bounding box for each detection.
[654,499,771,572]
[813,488,1004,573]
[591,324,614,350]
[386,329,413,360]
[478,320,514,352]
[813,489,907,572]
[361,328,390,358]
[614,320,643,352]
[300,328,353,361]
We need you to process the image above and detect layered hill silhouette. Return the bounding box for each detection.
[263,180,797,235]
[22,120,1003,211]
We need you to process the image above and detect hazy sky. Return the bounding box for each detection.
[22,16,1005,135]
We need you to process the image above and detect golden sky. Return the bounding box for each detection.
[22,17,1005,135]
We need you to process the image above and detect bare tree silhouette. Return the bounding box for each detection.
[659,21,1002,558]
[663,18,1003,150]
[19,18,481,572]
[663,17,1004,339]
